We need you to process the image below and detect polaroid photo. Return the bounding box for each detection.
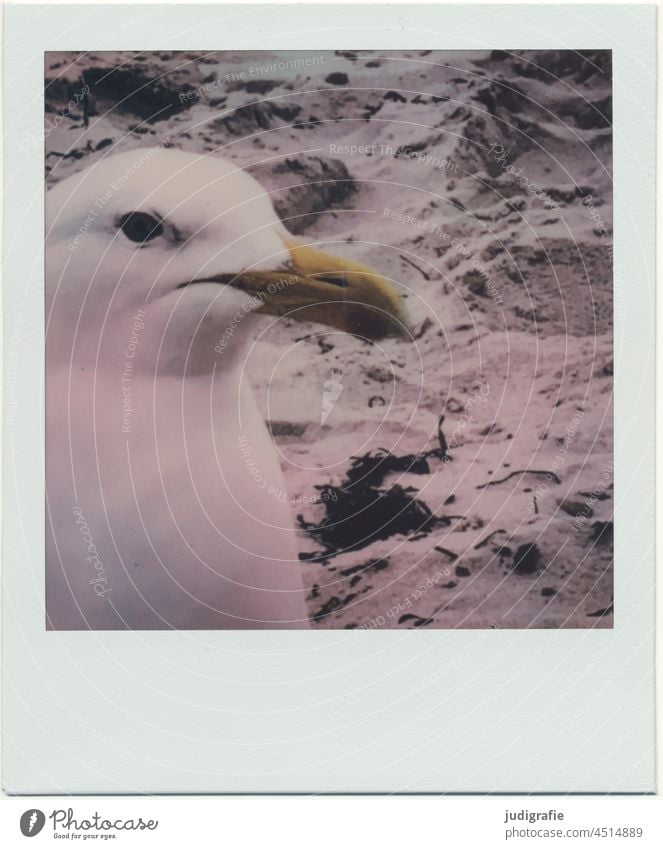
[2,3,656,794]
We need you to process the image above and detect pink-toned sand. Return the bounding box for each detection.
[45,49,613,628]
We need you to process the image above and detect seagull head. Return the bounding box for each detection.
[46,147,407,373]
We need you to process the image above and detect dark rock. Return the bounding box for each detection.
[80,64,198,122]
[245,79,280,95]
[590,521,613,545]
[248,155,356,234]
[506,199,526,213]
[510,50,611,85]
[363,102,383,119]
[384,90,407,103]
[546,185,596,204]
[46,148,86,161]
[434,546,458,562]
[325,72,349,86]
[340,559,390,578]
[474,79,528,116]
[481,243,506,262]
[394,142,428,159]
[398,614,434,627]
[464,269,489,298]
[311,596,342,620]
[294,114,322,129]
[578,489,611,501]
[512,543,542,575]
[268,421,307,438]
[311,592,358,622]
[587,598,614,617]
[559,499,592,518]
[413,317,434,339]
[559,95,611,130]
[215,100,301,134]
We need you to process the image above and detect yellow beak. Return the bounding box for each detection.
[229,239,408,340]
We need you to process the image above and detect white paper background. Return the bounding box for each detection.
[2,3,656,793]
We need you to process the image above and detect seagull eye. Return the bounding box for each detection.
[119,212,164,243]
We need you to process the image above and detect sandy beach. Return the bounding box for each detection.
[45,49,614,629]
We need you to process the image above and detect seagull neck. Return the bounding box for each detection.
[47,302,258,380]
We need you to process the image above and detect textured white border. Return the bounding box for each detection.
[2,3,656,793]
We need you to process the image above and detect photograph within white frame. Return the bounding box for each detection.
[3,3,655,794]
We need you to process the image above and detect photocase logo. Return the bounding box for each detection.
[20,809,45,837]
[321,368,343,425]
[17,806,159,839]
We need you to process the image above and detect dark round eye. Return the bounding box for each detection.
[119,211,164,243]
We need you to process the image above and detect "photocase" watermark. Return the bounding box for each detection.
[487,143,560,210]
[72,506,112,597]
[22,84,90,154]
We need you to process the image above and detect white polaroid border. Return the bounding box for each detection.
[2,3,656,793]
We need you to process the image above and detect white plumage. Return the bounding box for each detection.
[45,148,405,629]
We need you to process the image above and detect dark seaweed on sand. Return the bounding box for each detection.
[344,448,431,488]
[298,447,453,561]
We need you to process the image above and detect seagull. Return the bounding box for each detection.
[45,147,406,629]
